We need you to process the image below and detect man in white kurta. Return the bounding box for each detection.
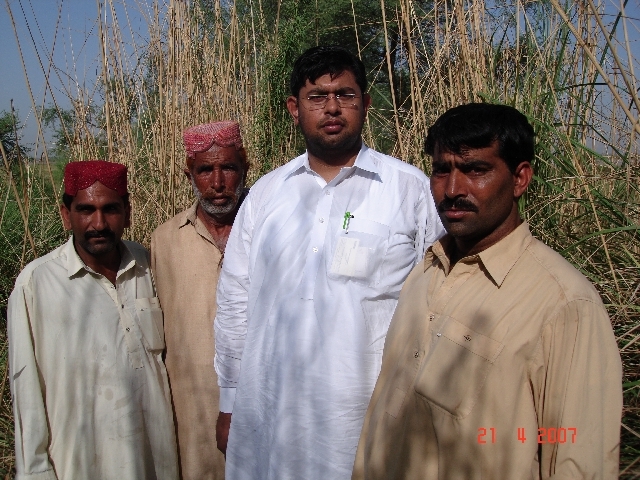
[214,46,443,479]
[8,160,178,480]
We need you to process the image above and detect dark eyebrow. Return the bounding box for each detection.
[74,204,93,211]
[306,86,357,95]
[456,159,493,169]
[74,202,123,210]
[102,202,125,209]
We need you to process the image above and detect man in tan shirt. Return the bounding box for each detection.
[151,122,248,480]
[353,103,622,479]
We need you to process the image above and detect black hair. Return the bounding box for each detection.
[425,103,534,172]
[62,192,130,209]
[289,46,367,97]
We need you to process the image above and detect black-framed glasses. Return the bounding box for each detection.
[302,93,360,110]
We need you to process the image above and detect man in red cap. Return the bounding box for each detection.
[8,160,179,480]
[151,121,248,480]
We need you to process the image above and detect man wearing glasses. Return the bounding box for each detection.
[214,45,443,480]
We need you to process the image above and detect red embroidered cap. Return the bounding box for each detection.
[183,121,243,158]
[64,160,128,196]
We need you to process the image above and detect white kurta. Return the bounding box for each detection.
[8,237,179,480]
[215,145,444,480]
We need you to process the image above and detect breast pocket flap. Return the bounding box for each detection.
[349,218,390,238]
[440,319,503,363]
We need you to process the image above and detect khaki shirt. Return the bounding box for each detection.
[353,223,622,479]
[8,238,178,480]
[151,203,225,480]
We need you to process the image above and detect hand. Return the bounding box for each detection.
[216,412,232,456]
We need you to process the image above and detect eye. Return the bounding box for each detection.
[75,205,94,213]
[431,163,450,176]
[460,164,490,175]
[306,94,328,104]
[335,93,356,101]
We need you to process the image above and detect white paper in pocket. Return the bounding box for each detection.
[329,235,372,278]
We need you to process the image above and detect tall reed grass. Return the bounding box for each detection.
[2,0,639,476]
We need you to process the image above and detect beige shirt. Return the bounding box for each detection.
[8,237,178,480]
[353,223,622,480]
[151,203,225,480]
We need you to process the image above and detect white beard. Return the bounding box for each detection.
[191,178,244,216]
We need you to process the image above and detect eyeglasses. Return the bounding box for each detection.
[302,93,360,110]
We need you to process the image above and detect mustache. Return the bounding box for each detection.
[437,197,479,213]
[84,229,115,240]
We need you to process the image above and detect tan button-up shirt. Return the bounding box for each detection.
[353,223,622,479]
[151,203,225,480]
[8,237,178,480]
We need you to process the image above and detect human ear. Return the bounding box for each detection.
[513,161,533,199]
[286,96,300,125]
[362,93,372,113]
[124,203,131,229]
[60,203,72,231]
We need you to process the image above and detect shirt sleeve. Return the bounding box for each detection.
[531,298,622,479]
[423,176,445,251]
[214,193,254,413]
[8,280,58,480]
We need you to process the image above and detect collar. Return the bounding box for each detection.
[424,222,533,287]
[179,201,199,228]
[64,236,137,279]
[284,143,380,180]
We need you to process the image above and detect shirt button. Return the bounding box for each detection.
[312,247,319,253]
[325,191,331,196]
[319,218,325,223]
[121,304,125,309]
[414,351,420,358]
[126,327,130,332]
[429,313,435,321]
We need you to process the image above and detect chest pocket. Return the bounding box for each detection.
[135,297,165,353]
[414,316,503,419]
[328,217,390,286]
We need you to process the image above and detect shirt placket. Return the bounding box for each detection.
[119,279,145,368]
[300,186,334,300]
[429,260,479,314]
[99,274,145,369]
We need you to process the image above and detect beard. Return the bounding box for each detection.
[77,229,118,256]
[301,116,365,162]
[191,178,244,217]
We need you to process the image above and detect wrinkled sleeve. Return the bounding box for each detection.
[532,298,622,479]
[8,281,58,480]
[214,193,254,413]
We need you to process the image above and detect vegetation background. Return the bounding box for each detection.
[1,0,639,476]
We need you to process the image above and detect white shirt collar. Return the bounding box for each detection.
[284,143,381,182]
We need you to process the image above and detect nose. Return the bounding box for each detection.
[324,94,342,114]
[444,168,466,199]
[92,210,108,231]
[211,167,225,191]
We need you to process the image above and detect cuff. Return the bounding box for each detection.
[219,387,237,413]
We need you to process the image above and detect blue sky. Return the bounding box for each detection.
[1,0,148,151]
